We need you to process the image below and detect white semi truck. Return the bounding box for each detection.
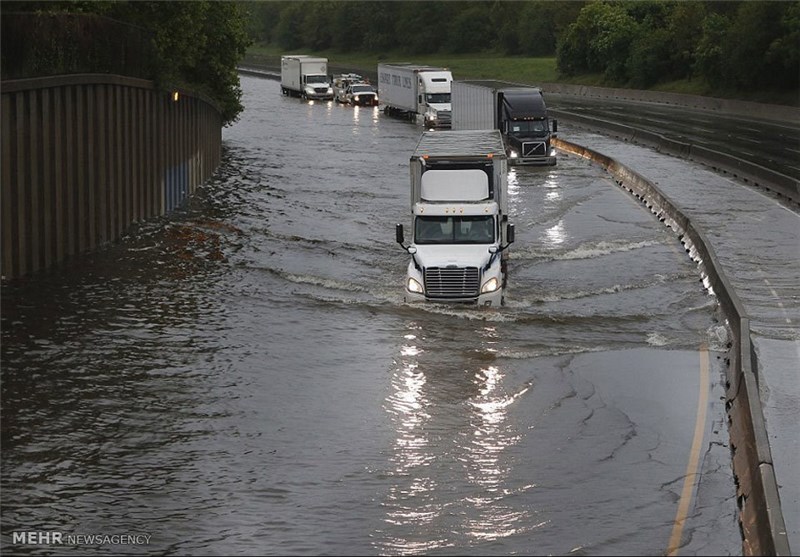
[452,80,557,166]
[378,63,453,128]
[280,55,333,101]
[395,129,515,307]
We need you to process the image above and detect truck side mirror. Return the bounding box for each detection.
[552,119,558,133]
[507,223,515,244]
[396,223,405,245]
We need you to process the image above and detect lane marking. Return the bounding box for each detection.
[666,345,710,556]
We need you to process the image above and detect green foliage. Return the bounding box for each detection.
[3,1,252,125]
[109,1,252,125]
[693,12,730,85]
[243,0,798,98]
[554,0,799,93]
[446,2,495,54]
[767,1,800,90]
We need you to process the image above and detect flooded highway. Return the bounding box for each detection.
[547,95,800,182]
[1,75,744,555]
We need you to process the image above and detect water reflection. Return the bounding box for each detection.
[544,220,566,247]
[379,321,537,554]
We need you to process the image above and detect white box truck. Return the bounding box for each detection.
[280,55,333,101]
[395,130,515,307]
[452,80,557,166]
[377,63,453,128]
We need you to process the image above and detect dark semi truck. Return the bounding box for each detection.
[451,80,557,166]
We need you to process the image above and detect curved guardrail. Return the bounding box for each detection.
[553,136,791,557]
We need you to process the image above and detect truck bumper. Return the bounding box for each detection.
[509,154,557,166]
[403,289,503,307]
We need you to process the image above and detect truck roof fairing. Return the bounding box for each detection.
[501,90,547,120]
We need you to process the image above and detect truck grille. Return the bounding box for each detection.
[438,111,452,125]
[424,267,479,299]
[314,87,328,94]
[522,141,546,157]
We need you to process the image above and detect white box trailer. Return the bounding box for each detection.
[280,55,333,100]
[377,63,452,128]
[452,80,557,165]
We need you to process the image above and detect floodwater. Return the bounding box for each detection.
[1,75,743,555]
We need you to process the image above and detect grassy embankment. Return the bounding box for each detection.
[245,44,799,106]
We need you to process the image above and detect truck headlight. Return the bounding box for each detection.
[510,150,518,159]
[327,87,333,93]
[481,277,499,293]
[407,277,424,293]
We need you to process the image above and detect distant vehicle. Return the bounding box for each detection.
[452,80,557,165]
[281,55,333,101]
[378,63,452,128]
[343,83,379,106]
[332,73,363,103]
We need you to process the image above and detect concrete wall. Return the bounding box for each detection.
[1,74,222,280]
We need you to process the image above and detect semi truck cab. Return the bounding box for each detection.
[500,89,557,165]
[418,72,453,129]
[301,74,333,101]
[397,201,513,307]
[396,132,514,307]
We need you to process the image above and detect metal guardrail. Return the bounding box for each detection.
[553,136,791,557]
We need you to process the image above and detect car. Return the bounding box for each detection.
[332,73,363,103]
[344,82,379,106]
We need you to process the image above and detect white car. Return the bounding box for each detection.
[344,83,379,106]
[332,73,363,103]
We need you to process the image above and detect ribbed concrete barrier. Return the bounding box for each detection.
[1,74,222,280]
[553,137,791,557]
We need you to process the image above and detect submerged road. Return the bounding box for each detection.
[4,73,793,555]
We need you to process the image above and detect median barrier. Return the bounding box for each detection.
[553,136,791,557]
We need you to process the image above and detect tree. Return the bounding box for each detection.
[446,2,495,54]
[108,1,251,124]
[274,1,306,51]
[394,1,449,55]
[557,1,637,81]
[721,1,799,89]
[693,12,730,86]
[765,1,800,90]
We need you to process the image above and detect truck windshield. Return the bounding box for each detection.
[351,85,375,93]
[415,216,494,244]
[306,75,328,84]
[426,93,451,104]
[509,120,547,135]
